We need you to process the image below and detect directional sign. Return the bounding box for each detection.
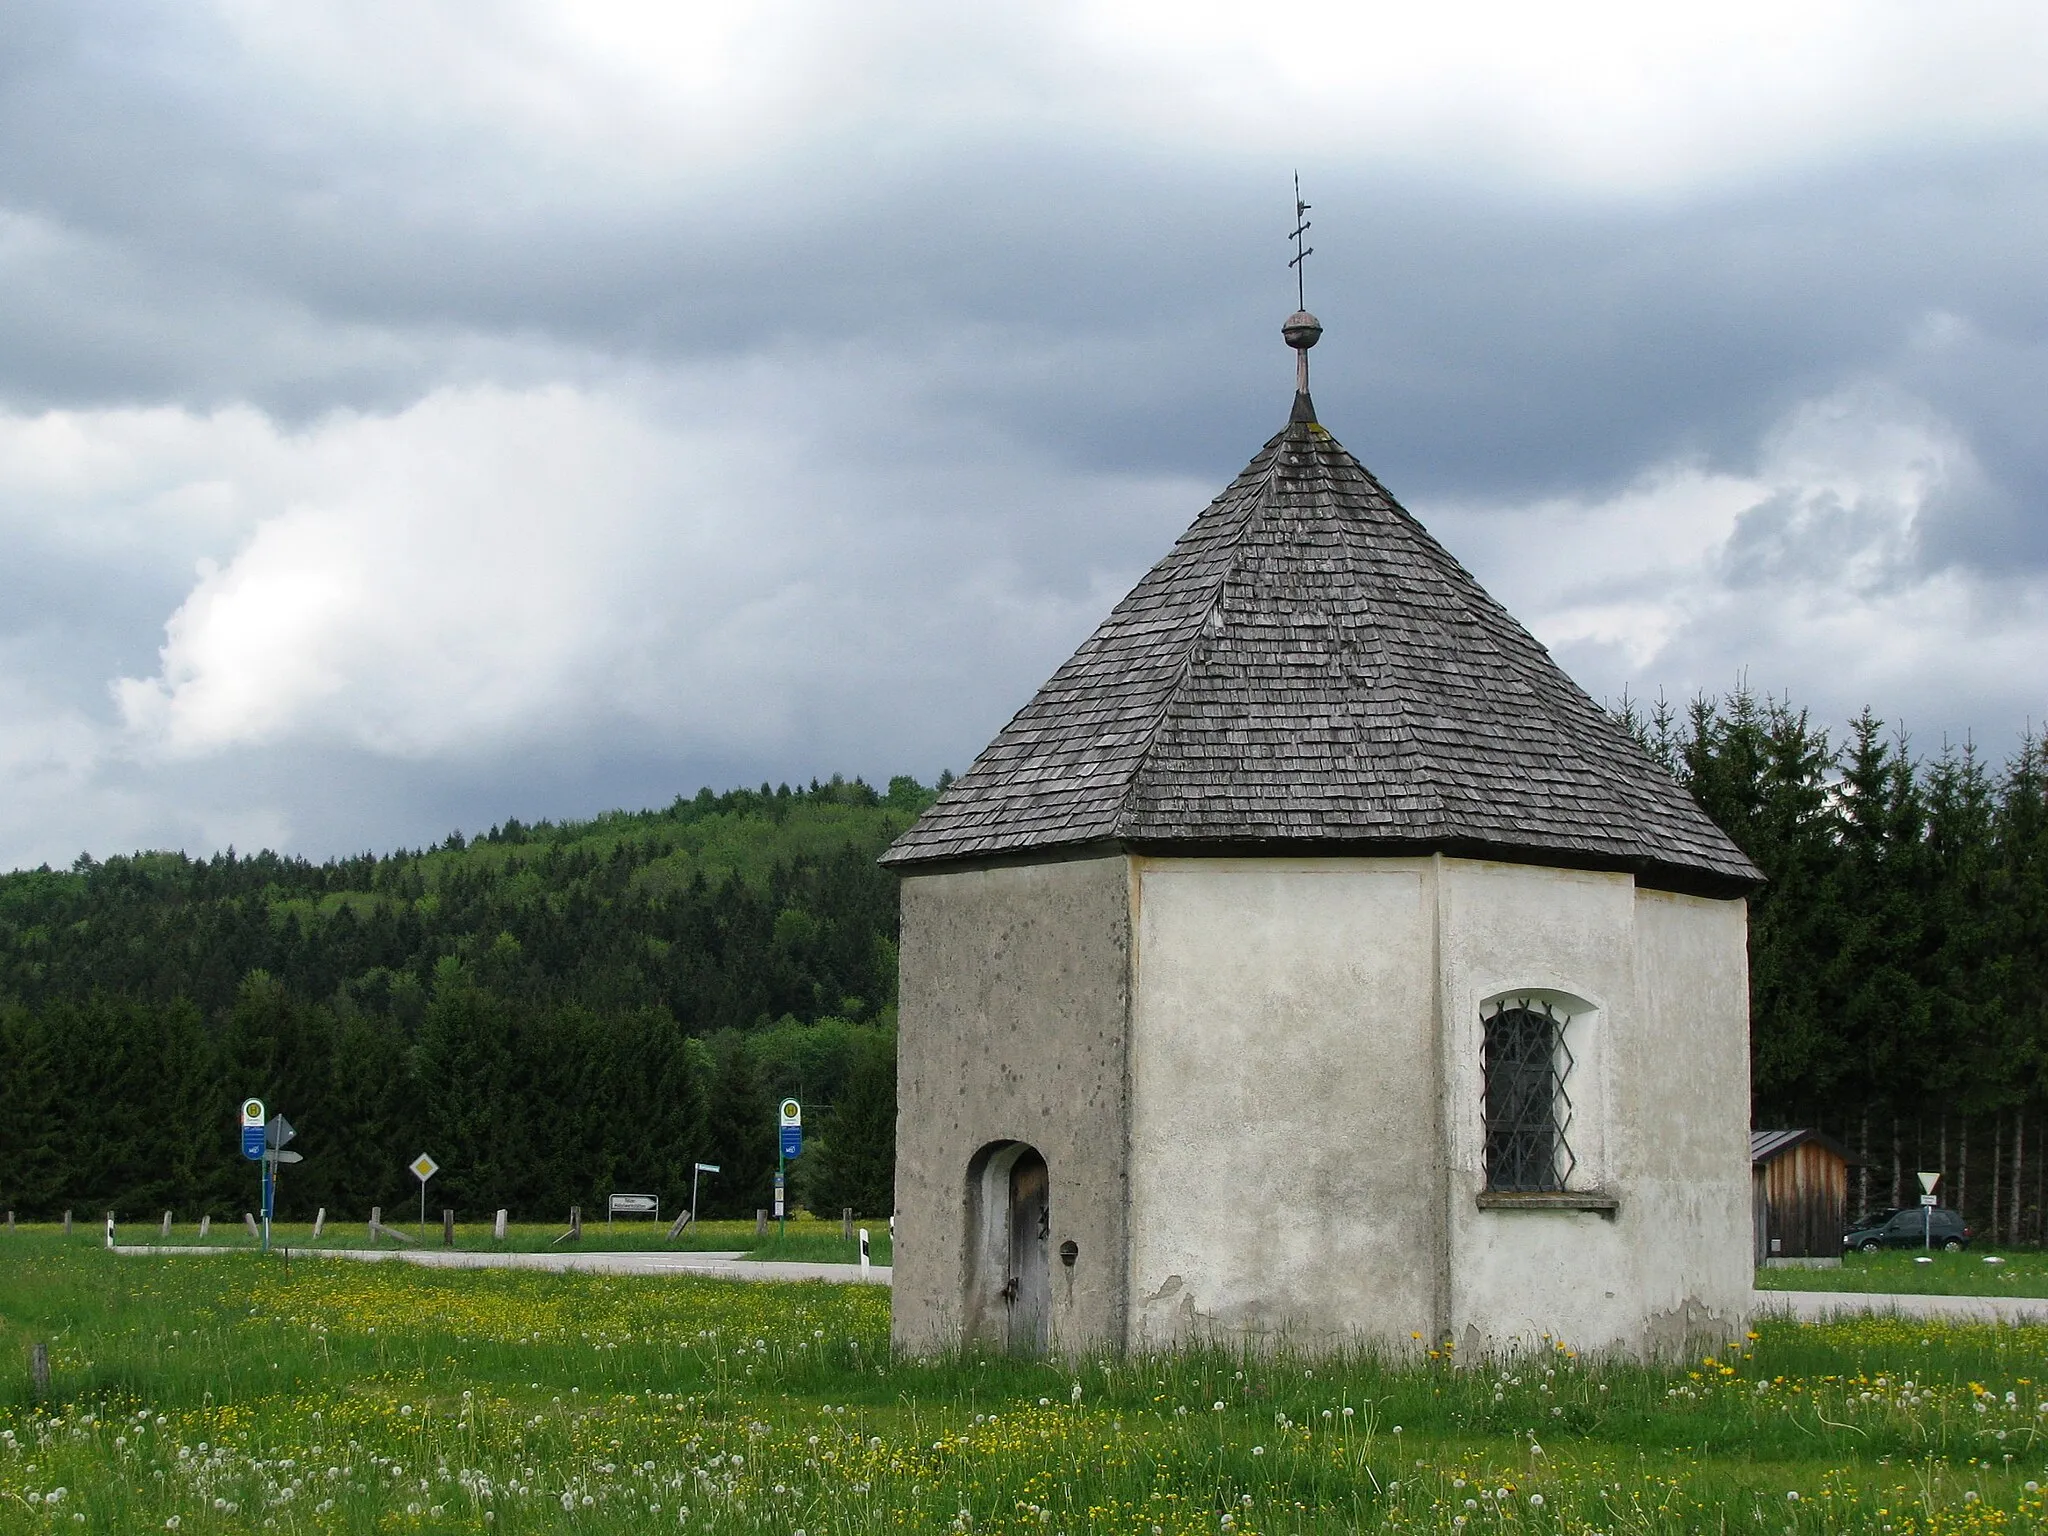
[410,1153,439,1183]
[240,1098,267,1161]
[265,1149,304,1165]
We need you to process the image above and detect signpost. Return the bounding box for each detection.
[260,1113,297,1253]
[692,1162,720,1228]
[1918,1171,1941,1248]
[241,1100,271,1250]
[608,1193,659,1227]
[411,1153,439,1235]
[777,1099,801,1237]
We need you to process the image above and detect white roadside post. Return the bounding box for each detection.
[494,1209,508,1241]
[411,1154,440,1236]
[692,1162,721,1229]
[1919,1171,1941,1249]
[859,1227,870,1277]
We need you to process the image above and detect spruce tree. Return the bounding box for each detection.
[808,1029,898,1218]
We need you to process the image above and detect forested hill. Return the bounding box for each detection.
[0,774,937,1027]
[0,775,935,1224]
[7,696,2048,1238]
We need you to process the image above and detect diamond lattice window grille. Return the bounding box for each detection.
[1482,997,1576,1193]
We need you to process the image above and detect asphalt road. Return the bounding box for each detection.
[1758,1289,2048,1325]
[116,1245,891,1283]
[109,1251,2048,1319]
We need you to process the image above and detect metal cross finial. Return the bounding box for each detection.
[1288,172,1313,311]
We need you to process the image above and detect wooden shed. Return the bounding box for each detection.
[1751,1129,1854,1262]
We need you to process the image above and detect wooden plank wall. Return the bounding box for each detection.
[1760,1142,1848,1258]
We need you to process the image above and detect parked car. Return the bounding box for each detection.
[1844,1206,1972,1252]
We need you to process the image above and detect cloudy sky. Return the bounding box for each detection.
[3,2,2046,870]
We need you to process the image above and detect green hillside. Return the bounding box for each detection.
[0,775,936,1225]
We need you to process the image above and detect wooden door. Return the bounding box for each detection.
[1007,1150,1049,1353]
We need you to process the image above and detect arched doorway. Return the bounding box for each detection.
[965,1141,1051,1353]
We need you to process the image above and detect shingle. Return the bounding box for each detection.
[882,401,1762,896]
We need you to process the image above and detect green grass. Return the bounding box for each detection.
[3,1237,2047,1533]
[25,1214,889,1261]
[1757,1248,2048,1297]
[741,1226,892,1266]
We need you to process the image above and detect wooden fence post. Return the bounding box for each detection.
[842,1207,853,1239]
[756,1209,768,1238]
[494,1209,508,1241]
[63,1210,72,1237]
[312,1208,326,1239]
[370,1206,381,1241]
[442,1209,455,1247]
[244,1213,260,1237]
[198,1215,210,1237]
[30,1342,49,1395]
[161,1211,172,1238]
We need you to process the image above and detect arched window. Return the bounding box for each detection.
[1482,996,1577,1192]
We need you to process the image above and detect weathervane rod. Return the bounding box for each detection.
[1282,174,1322,411]
[1288,172,1313,312]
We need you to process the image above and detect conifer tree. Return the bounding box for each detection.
[809,1029,898,1218]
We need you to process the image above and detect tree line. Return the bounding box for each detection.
[0,776,928,1224]
[5,699,2048,1247]
[1629,689,2048,1239]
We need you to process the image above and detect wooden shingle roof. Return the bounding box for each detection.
[883,396,1761,896]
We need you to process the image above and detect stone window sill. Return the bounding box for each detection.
[1477,1190,1619,1217]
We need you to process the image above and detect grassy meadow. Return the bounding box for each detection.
[6,1237,2048,1533]
[1756,1251,2048,1299]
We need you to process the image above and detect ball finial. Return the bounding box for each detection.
[1282,309,1323,351]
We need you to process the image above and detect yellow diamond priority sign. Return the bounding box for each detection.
[410,1153,439,1183]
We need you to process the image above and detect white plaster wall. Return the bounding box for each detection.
[1126,858,1441,1349]
[891,855,1133,1356]
[897,848,1751,1362]
[1626,888,1754,1344]
[1437,860,1751,1357]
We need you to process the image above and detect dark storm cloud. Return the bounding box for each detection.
[2,0,2046,868]
[9,14,2047,581]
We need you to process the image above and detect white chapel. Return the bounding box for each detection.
[881,310,1761,1359]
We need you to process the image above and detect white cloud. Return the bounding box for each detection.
[1425,377,2048,740]
[202,1,2048,200]
[1080,0,2048,192]
[0,355,1203,863]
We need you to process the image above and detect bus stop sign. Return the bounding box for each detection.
[240,1098,266,1161]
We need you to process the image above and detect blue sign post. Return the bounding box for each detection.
[777,1099,801,1238]
[240,1099,266,1248]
